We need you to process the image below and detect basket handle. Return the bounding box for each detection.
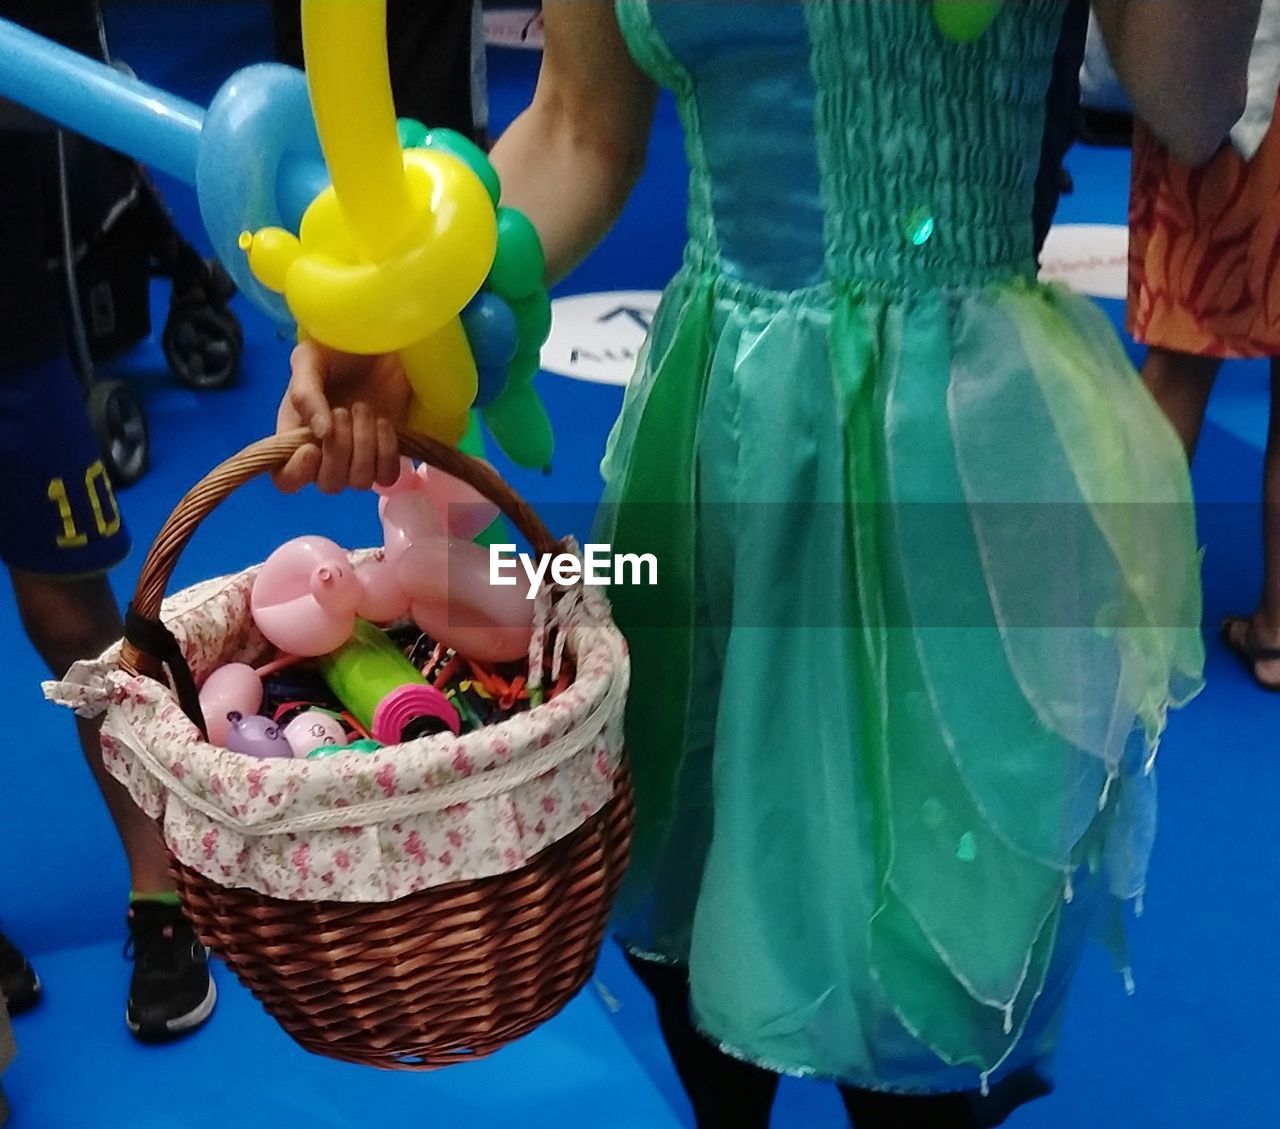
[119,428,562,731]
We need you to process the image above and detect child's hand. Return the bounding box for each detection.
[274,341,413,494]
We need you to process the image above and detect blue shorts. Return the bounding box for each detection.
[0,4,129,578]
[0,351,131,577]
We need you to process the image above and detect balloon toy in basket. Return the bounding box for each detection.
[196,457,548,761]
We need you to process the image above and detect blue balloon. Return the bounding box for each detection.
[0,21,329,331]
[474,364,510,409]
[461,293,520,373]
[0,17,202,182]
[197,64,326,328]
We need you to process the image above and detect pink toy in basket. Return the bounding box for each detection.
[251,536,369,657]
[377,457,499,544]
[248,461,533,665]
[378,458,532,663]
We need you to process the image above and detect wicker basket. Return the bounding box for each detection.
[109,429,633,1069]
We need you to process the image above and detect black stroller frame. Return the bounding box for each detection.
[46,11,242,486]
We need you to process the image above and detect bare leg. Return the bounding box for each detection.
[9,569,173,893]
[1140,345,1224,459]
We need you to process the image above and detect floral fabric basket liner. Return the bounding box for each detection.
[44,545,629,905]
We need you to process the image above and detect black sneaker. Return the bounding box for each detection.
[124,901,217,1042]
[0,929,41,1016]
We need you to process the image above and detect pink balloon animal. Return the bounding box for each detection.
[377,460,532,663]
[395,537,535,664]
[249,463,531,665]
[251,536,369,657]
[199,662,264,746]
[377,458,499,544]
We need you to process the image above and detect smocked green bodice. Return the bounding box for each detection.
[617,0,1064,294]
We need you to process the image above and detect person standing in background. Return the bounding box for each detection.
[0,0,216,1043]
[1129,0,1280,689]
[0,996,13,1125]
[1078,7,1134,145]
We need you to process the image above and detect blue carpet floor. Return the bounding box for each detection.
[0,6,1274,1127]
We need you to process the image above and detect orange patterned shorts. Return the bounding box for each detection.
[1127,95,1280,360]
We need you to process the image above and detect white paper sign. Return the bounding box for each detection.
[482,8,544,50]
[1038,224,1130,300]
[540,292,662,386]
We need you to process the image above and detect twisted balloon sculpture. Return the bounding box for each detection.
[242,0,553,468]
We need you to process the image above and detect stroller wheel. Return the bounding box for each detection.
[163,301,244,391]
[87,380,149,487]
[201,258,238,306]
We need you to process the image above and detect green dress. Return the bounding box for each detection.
[598,0,1204,1096]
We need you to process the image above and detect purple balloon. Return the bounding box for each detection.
[225,712,293,759]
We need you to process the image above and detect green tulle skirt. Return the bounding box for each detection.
[595,269,1203,1092]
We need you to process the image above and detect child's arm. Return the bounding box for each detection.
[1094,0,1262,164]
[488,0,659,284]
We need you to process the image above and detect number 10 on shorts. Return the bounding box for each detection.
[47,460,122,549]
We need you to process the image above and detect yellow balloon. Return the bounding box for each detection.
[281,150,497,354]
[401,319,478,415]
[406,402,471,448]
[249,1,509,452]
[296,189,359,261]
[301,0,414,260]
[241,227,300,294]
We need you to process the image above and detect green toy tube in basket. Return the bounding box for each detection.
[318,618,461,743]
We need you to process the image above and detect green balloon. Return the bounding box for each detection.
[483,384,554,470]
[422,128,501,206]
[397,118,429,149]
[933,0,1002,43]
[458,410,487,459]
[510,288,553,348]
[488,208,546,303]
[307,739,381,761]
[507,346,542,387]
[458,411,513,547]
